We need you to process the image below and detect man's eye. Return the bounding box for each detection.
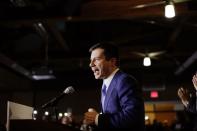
[95,58,101,61]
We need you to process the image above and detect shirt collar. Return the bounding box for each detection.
[103,68,119,88]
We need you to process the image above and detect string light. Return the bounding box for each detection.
[143,56,151,66]
[165,1,175,18]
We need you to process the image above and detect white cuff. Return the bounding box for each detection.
[95,114,99,126]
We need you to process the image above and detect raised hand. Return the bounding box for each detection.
[177,87,190,107]
[192,74,197,90]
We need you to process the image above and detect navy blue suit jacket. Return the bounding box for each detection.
[186,93,197,131]
[98,70,145,130]
[187,95,197,114]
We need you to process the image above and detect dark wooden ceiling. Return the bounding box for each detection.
[0,0,197,92]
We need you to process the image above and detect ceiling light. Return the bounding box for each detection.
[32,74,56,80]
[165,1,176,18]
[143,56,151,66]
[31,66,56,80]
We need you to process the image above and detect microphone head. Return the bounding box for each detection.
[63,86,75,94]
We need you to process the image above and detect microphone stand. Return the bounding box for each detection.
[42,95,63,122]
[53,106,58,122]
[50,101,59,122]
[41,87,74,122]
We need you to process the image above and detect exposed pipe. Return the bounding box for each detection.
[0,53,33,80]
[175,51,197,75]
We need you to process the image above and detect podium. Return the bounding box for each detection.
[6,101,80,131]
[10,120,79,131]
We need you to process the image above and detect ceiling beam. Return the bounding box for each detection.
[175,51,197,75]
[0,53,33,80]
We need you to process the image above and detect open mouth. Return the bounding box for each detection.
[92,68,99,75]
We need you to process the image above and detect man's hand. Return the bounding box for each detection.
[178,87,190,107]
[192,74,197,90]
[84,108,98,125]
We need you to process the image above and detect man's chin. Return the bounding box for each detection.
[94,76,100,79]
[94,75,101,79]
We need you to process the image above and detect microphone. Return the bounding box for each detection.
[41,86,75,109]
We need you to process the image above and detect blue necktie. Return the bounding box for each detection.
[101,84,107,110]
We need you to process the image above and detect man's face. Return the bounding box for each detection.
[89,48,114,79]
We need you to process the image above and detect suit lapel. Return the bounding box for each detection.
[103,70,121,111]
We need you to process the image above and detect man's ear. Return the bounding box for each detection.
[110,58,117,66]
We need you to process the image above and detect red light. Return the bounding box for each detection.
[150,91,158,98]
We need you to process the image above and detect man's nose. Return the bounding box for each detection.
[89,61,94,67]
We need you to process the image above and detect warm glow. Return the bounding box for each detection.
[44,111,49,116]
[165,4,175,18]
[64,112,68,116]
[59,113,63,117]
[145,115,149,120]
[33,110,38,115]
[143,57,151,66]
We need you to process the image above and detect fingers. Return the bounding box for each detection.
[84,112,95,125]
[84,111,97,119]
[178,87,184,95]
[177,87,191,104]
[177,87,188,99]
[178,88,183,98]
[84,112,93,118]
[83,108,98,125]
[192,74,197,90]
[88,108,96,112]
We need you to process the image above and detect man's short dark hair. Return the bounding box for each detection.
[89,42,119,66]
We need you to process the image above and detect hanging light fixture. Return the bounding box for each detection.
[143,56,151,66]
[165,1,176,18]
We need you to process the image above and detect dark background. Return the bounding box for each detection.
[0,0,197,125]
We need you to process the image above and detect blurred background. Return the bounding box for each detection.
[0,0,197,130]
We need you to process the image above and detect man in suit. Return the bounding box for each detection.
[178,73,197,131]
[84,42,145,130]
[178,73,197,113]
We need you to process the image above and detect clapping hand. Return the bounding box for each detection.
[178,87,190,107]
[192,74,197,90]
